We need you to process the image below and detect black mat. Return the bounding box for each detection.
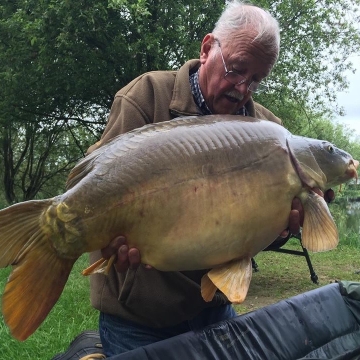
[110,282,360,360]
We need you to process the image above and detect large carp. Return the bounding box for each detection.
[0,115,358,340]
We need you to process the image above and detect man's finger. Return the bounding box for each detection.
[101,235,127,259]
[288,209,301,235]
[324,188,335,203]
[115,245,130,273]
[279,229,290,238]
[312,188,324,197]
[128,248,141,269]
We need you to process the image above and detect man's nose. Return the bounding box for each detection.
[234,81,249,95]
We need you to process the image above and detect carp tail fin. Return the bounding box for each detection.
[3,250,75,341]
[301,192,338,252]
[201,257,252,304]
[0,200,75,340]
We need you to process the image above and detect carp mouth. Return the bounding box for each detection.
[287,137,359,189]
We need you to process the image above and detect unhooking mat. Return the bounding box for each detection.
[109,281,360,360]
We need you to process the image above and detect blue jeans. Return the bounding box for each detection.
[99,305,237,356]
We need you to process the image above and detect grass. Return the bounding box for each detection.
[0,239,359,359]
[0,255,98,359]
[235,239,360,314]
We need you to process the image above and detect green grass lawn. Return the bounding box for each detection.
[0,240,359,359]
[235,239,360,314]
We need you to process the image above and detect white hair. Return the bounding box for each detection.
[212,0,280,58]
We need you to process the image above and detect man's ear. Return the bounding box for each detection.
[200,33,215,64]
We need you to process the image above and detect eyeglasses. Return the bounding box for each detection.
[215,40,268,94]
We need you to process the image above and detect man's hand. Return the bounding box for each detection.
[280,188,335,238]
[323,188,335,203]
[101,236,142,273]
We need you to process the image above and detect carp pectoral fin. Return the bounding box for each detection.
[201,257,252,304]
[301,191,339,252]
[82,254,116,276]
[297,162,327,189]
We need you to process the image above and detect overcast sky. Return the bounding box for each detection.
[333,54,360,137]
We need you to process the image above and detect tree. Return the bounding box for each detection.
[0,116,92,203]
[254,0,360,128]
[0,0,225,204]
[0,0,359,203]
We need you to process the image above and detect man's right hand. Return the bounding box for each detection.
[101,236,142,273]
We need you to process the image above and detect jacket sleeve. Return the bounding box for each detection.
[86,71,177,155]
[86,94,149,155]
[86,74,160,155]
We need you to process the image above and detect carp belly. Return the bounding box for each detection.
[120,152,302,271]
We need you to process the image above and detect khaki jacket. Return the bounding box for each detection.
[88,59,281,327]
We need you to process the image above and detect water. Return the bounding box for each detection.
[342,200,360,234]
[333,198,360,241]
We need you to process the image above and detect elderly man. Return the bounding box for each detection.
[53,1,331,359]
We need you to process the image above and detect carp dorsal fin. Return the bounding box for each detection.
[301,191,338,252]
[201,257,252,303]
[287,137,327,189]
[66,154,99,190]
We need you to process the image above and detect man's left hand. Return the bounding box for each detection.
[280,188,335,238]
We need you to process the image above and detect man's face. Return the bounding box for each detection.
[198,32,277,114]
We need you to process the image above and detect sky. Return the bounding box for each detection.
[333,55,360,137]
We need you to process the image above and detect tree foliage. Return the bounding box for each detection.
[0,0,224,204]
[254,0,360,126]
[0,0,359,204]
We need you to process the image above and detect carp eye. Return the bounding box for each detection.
[327,145,334,153]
